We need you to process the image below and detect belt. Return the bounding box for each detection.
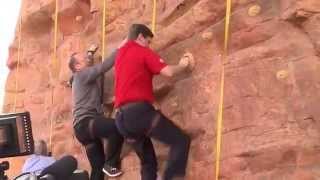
[115,101,149,113]
[115,101,161,141]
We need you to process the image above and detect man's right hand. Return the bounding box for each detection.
[160,52,195,77]
[179,57,189,68]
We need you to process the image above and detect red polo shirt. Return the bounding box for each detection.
[114,41,167,107]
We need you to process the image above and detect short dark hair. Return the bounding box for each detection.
[68,52,78,73]
[128,24,154,40]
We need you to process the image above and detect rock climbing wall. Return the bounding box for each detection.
[3,0,320,179]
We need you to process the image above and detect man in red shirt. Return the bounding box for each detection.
[115,24,193,180]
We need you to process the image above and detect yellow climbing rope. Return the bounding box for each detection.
[52,0,59,78]
[49,0,59,152]
[13,14,23,113]
[215,0,232,179]
[101,0,107,59]
[151,0,157,33]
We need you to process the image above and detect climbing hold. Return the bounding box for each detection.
[276,70,289,79]
[296,10,312,18]
[182,52,195,71]
[201,31,213,40]
[248,5,261,17]
[171,101,178,107]
[75,16,83,22]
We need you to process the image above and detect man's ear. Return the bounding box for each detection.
[137,33,144,40]
[75,64,81,71]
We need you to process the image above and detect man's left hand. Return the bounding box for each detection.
[88,44,99,53]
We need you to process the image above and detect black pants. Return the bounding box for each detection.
[40,155,78,180]
[116,102,190,180]
[74,115,124,180]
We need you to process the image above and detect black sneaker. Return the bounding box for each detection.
[102,164,123,177]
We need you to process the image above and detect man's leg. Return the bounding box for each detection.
[74,120,105,180]
[40,155,77,179]
[131,137,158,180]
[115,106,158,180]
[84,140,105,180]
[149,112,191,180]
[91,116,124,176]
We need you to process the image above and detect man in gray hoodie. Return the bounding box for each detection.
[68,45,123,180]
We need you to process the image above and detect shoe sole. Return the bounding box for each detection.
[102,168,123,177]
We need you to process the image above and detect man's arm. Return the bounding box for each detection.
[160,65,186,77]
[160,52,194,77]
[82,39,128,83]
[82,50,118,83]
[100,50,117,72]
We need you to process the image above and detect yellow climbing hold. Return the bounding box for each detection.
[276,70,289,79]
[248,5,261,17]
